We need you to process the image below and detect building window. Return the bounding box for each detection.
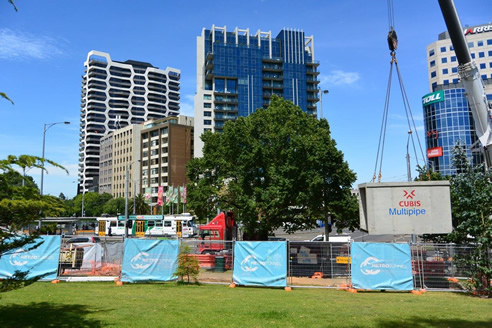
[204,120,212,125]
[488,39,492,45]
[468,42,474,48]
[440,46,446,52]
[452,67,458,73]
[489,63,492,68]
[431,71,436,78]
[453,78,459,83]
[442,68,448,74]
[204,94,212,100]
[481,74,487,80]
[441,57,447,64]
[429,49,435,57]
[480,63,486,69]
[451,56,456,62]
[479,52,485,58]
[204,128,212,132]
[489,51,492,57]
[204,111,212,117]
[471,53,475,59]
[443,79,449,85]
[204,103,212,108]
[430,60,435,67]
[478,41,484,47]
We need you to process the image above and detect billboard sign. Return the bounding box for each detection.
[351,242,413,290]
[358,181,452,234]
[233,241,287,287]
[422,90,444,106]
[427,147,443,158]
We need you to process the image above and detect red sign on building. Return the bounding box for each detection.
[427,147,443,158]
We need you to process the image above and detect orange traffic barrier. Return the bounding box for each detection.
[51,280,60,284]
[447,277,459,283]
[311,272,323,279]
[229,283,236,288]
[116,281,123,286]
[285,287,292,292]
[411,290,422,295]
[347,288,358,293]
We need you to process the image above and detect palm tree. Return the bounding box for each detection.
[130,194,150,215]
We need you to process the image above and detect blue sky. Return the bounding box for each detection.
[1,0,491,199]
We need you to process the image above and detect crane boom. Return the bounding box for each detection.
[438,0,492,165]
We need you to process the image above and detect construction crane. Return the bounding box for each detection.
[438,0,492,166]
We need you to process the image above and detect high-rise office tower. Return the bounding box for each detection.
[79,50,180,194]
[423,24,492,175]
[194,26,320,157]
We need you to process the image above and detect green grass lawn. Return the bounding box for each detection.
[0,282,490,328]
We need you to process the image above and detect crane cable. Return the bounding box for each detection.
[372,0,426,182]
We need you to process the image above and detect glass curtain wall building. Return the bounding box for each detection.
[423,24,492,175]
[423,87,483,176]
[79,50,180,194]
[194,25,320,157]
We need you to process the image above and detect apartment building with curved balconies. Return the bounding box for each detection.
[79,50,180,194]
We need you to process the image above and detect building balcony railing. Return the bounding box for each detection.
[214,105,238,112]
[262,56,283,62]
[306,60,320,67]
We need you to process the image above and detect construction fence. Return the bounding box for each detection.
[55,238,479,291]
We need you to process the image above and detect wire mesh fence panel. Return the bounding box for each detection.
[411,243,476,290]
[288,242,351,288]
[58,237,124,277]
[180,240,234,284]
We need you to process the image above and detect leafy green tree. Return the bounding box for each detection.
[0,155,66,292]
[72,192,112,217]
[130,194,150,215]
[174,244,200,283]
[448,143,492,296]
[187,96,358,240]
[102,197,125,216]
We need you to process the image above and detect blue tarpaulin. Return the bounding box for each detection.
[351,242,414,290]
[0,235,61,281]
[121,239,179,282]
[233,241,287,287]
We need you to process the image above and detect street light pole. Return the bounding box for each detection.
[125,160,140,238]
[39,121,70,229]
[319,89,329,119]
[40,121,70,197]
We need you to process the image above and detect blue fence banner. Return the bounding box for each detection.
[233,241,287,287]
[121,239,179,282]
[351,242,414,290]
[0,235,61,281]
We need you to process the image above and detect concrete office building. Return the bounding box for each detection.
[98,133,113,195]
[194,25,320,157]
[79,50,180,194]
[423,23,492,176]
[98,124,143,199]
[140,116,194,204]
